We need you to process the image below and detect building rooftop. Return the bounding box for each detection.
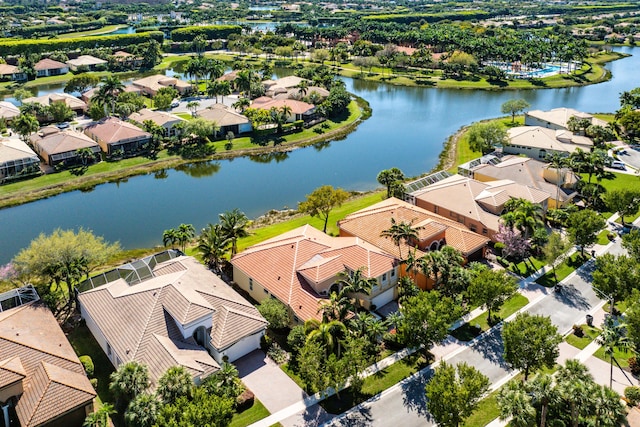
[84,117,151,144]
[30,126,99,156]
[129,108,185,128]
[197,104,250,127]
[33,58,68,71]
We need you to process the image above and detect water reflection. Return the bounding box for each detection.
[175,161,221,178]
[154,169,169,180]
[248,151,290,163]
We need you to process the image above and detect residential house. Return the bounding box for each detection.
[0,64,26,81]
[0,101,20,122]
[0,139,40,182]
[253,99,316,122]
[217,70,240,83]
[262,76,307,97]
[275,86,329,101]
[524,108,608,131]
[34,58,69,77]
[129,108,186,137]
[22,93,87,115]
[132,74,191,97]
[505,126,594,160]
[337,197,490,289]
[231,225,399,322]
[65,55,107,72]
[404,173,549,240]
[197,104,252,135]
[81,85,142,104]
[459,154,579,209]
[30,126,101,166]
[84,117,151,157]
[112,51,143,68]
[0,286,96,427]
[77,251,267,383]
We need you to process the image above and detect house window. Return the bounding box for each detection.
[391,269,395,277]
[249,278,253,291]
[482,228,488,235]
[382,273,387,282]
[470,224,477,232]
[434,206,439,214]
[107,343,112,357]
[263,289,269,295]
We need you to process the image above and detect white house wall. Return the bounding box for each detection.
[210,331,263,364]
[79,302,119,368]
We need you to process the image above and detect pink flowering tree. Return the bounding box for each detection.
[495,224,530,261]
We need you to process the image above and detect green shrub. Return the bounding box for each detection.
[626,386,640,406]
[170,25,241,42]
[79,355,94,377]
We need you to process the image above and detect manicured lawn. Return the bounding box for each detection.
[597,229,612,245]
[320,353,430,414]
[450,294,529,341]
[565,325,601,350]
[536,253,589,288]
[237,191,386,252]
[463,391,499,427]
[593,345,634,368]
[175,112,194,121]
[56,24,126,38]
[229,399,270,427]
[512,256,546,277]
[67,321,115,405]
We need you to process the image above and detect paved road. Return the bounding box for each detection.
[325,246,610,427]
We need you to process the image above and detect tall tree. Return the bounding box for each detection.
[501,99,530,123]
[603,188,640,226]
[377,167,405,199]
[335,267,377,309]
[218,208,250,256]
[622,229,640,262]
[83,403,115,427]
[124,393,159,427]
[257,298,289,329]
[11,113,39,143]
[592,253,637,312]
[502,313,562,380]
[425,362,490,427]
[398,290,462,352]
[497,381,536,427]
[556,360,594,427]
[298,185,349,233]
[95,76,124,116]
[467,121,508,154]
[566,209,605,256]
[467,268,518,323]
[304,319,347,357]
[597,316,631,389]
[155,387,234,427]
[176,223,195,252]
[197,223,230,271]
[528,373,556,427]
[543,232,570,285]
[502,198,544,240]
[380,218,418,260]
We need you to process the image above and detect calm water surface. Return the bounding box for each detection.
[1,47,638,263]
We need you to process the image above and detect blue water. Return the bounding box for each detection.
[0,47,637,263]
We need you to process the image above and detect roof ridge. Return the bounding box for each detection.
[0,334,80,365]
[223,306,267,324]
[131,288,165,359]
[23,363,50,426]
[42,361,94,395]
[288,240,299,305]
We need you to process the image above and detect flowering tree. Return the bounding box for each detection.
[495,224,530,261]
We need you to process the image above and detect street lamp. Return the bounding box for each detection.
[592,285,615,315]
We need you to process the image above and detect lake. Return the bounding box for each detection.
[0,47,638,263]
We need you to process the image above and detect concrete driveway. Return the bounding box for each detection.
[235,350,331,427]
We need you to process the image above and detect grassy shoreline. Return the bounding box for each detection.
[0,97,370,209]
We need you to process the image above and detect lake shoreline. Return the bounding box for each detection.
[0,96,370,210]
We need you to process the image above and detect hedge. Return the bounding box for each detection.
[170,25,242,42]
[362,10,494,24]
[9,20,105,38]
[0,31,164,57]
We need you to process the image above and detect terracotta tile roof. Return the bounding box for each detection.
[23,93,86,111]
[253,99,315,115]
[30,127,100,157]
[33,58,67,71]
[0,303,95,427]
[0,101,19,120]
[78,255,266,384]
[84,117,151,145]
[129,108,185,128]
[471,155,579,202]
[197,104,250,127]
[132,74,191,93]
[0,356,26,388]
[231,224,397,321]
[0,63,20,75]
[338,197,489,257]
[0,139,38,164]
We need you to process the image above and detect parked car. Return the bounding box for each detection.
[56,122,70,129]
[611,160,626,170]
[170,100,180,108]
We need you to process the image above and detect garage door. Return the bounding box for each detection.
[372,287,395,308]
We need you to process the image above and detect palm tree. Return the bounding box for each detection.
[83,403,115,427]
[591,384,626,427]
[380,218,418,260]
[556,359,593,427]
[304,318,347,357]
[335,267,377,308]
[296,80,309,97]
[124,393,160,427]
[528,374,556,427]
[186,101,200,117]
[95,76,124,116]
[349,312,374,338]
[546,152,568,209]
[76,147,95,166]
[234,69,256,99]
[366,318,387,343]
[385,312,403,331]
[12,113,40,143]
[162,228,179,249]
[502,198,544,239]
[497,381,536,427]
[206,80,222,102]
[156,366,194,405]
[176,223,195,252]
[597,316,631,389]
[109,361,150,412]
[197,224,230,271]
[319,291,351,322]
[232,97,250,112]
[218,80,232,104]
[219,208,250,256]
